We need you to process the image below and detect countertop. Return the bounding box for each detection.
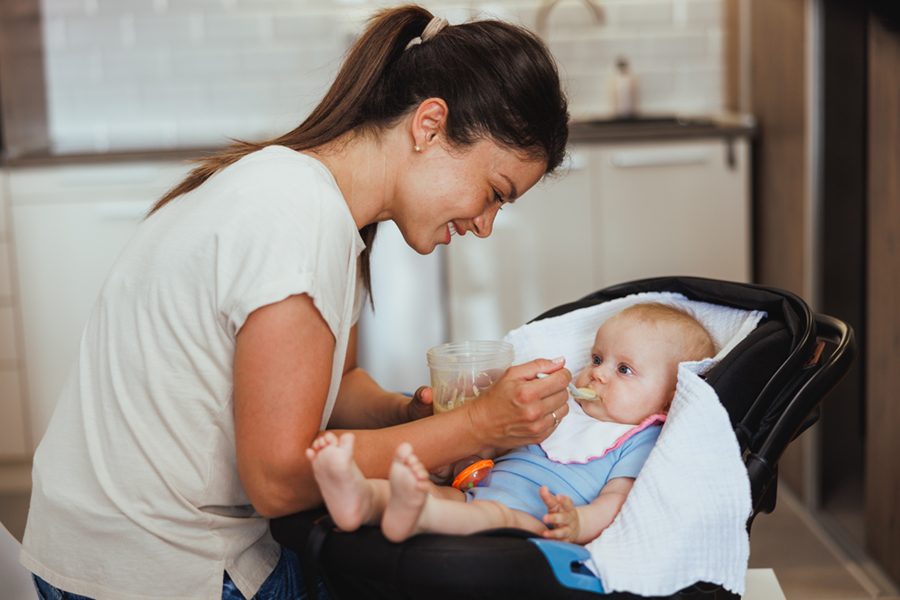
[568,112,756,144]
[1,114,755,168]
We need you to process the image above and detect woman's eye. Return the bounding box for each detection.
[492,189,505,209]
[592,354,602,366]
[617,364,633,375]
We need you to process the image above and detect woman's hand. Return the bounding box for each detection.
[540,486,580,542]
[404,386,435,422]
[463,357,570,450]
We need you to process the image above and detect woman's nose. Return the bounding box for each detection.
[472,205,499,238]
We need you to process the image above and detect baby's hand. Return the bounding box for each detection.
[539,486,580,543]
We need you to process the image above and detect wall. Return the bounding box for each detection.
[866,10,900,586]
[39,0,727,153]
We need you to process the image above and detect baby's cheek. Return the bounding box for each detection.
[574,368,591,386]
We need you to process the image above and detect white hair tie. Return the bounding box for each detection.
[404,16,449,50]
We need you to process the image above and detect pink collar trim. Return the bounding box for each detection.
[605,413,667,455]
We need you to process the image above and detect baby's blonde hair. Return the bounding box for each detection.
[613,302,716,362]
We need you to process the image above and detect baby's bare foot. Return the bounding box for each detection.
[307,432,372,532]
[382,443,431,542]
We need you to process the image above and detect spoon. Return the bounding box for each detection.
[535,373,597,400]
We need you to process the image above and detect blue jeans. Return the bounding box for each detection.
[32,546,326,599]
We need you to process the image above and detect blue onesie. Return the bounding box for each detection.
[465,424,662,519]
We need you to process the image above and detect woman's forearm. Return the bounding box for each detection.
[328,406,486,479]
[327,367,410,429]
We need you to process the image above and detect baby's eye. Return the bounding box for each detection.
[617,364,634,375]
[591,354,602,366]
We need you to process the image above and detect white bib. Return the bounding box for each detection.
[540,398,666,464]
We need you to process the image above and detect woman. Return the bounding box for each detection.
[22,5,571,599]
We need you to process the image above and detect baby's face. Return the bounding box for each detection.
[573,315,683,425]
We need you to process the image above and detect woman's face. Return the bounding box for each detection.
[393,138,547,254]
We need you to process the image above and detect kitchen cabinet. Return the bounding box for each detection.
[446,136,751,344]
[447,148,595,342]
[0,169,30,458]
[9,160,190,450]
[591,139,751,286]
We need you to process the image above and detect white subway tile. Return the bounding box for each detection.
[677,66,722,100]
[272,12,338,43]
[42,17,68,50]
[639,32,708,60]
[47,122,110,154]
[208,82,281,114]
[633,69,677,106]
[707,30,723,64]
[238,47,306,75]
[606,0,674,29]
[173,116,252,147]
[40,0,727,153]
[163,0,235,13]
[540,2,606,38]
[140,83,210,116]
[233,0,311,11]
[685,0,722,27]
[202,13,271,43]
[44,51,103,84]
[64,15,129,48]
[131,15,196,46]
[169,49,246,79]
[41,0,92,18]
[104,119,179,150]
[94,0,168,16]
[100,51,172,83]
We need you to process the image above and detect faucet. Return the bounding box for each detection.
[535,0,605,39]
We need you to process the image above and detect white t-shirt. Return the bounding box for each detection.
[21,146,365,600]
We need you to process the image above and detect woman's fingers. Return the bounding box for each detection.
[405,386,434,422]
[464,358,571,449]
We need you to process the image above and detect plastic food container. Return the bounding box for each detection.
[426,340,514,414]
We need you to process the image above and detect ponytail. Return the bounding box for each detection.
[150,4,568,299]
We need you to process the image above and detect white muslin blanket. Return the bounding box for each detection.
[503,292,763,596]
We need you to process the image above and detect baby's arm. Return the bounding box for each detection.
[539,477,634,544]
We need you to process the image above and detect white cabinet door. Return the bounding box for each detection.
[0,170,30,458]
[446,147,595,342]
[591,139,751,287]
[10,161,190,450]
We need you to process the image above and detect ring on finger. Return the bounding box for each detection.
[551,411,559,428]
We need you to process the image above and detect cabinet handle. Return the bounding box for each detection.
[94,203,150,221]
[609,148,712,168]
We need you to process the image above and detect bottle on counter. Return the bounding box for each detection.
[610,56,638,119]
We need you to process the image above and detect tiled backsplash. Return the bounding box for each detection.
[41,0,724,153]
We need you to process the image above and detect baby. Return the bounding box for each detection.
[308,302,716,545]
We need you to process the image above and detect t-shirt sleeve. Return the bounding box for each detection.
[608,425,662,481]
[214,161,354,338]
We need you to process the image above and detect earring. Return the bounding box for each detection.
[414,145,421,152]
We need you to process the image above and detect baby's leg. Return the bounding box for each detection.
[307,432,390,532]
[382,445,545,542]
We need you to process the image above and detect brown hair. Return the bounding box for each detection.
[615,302,717,362]
[148,5,569,296]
